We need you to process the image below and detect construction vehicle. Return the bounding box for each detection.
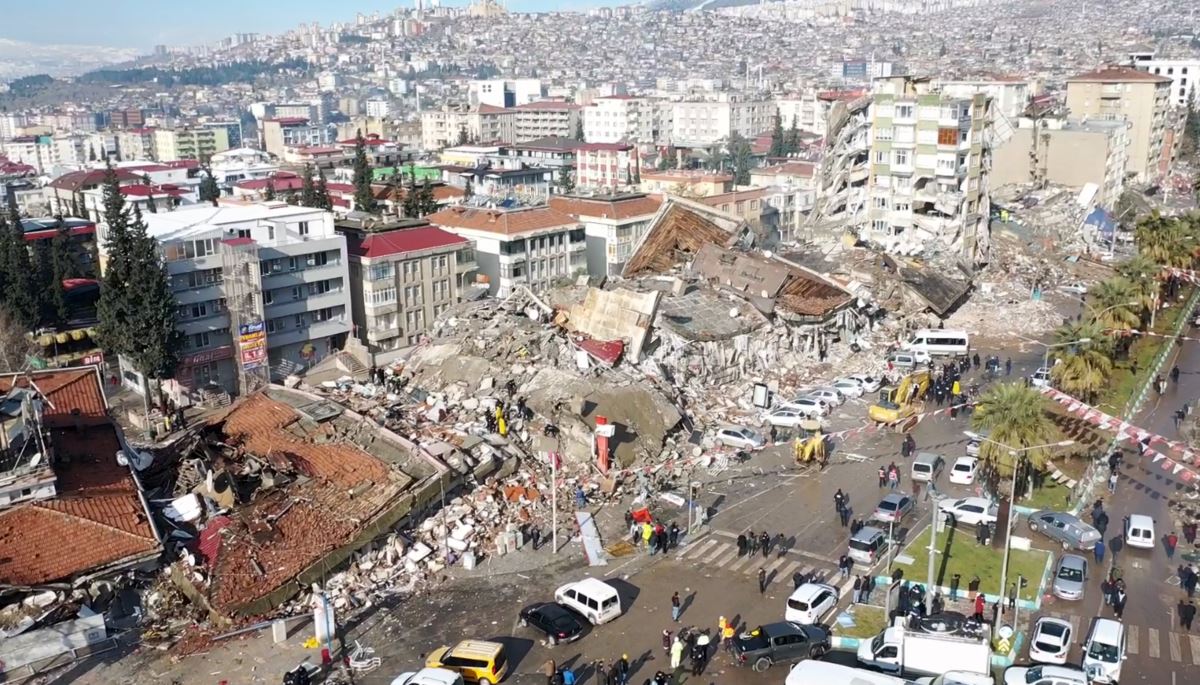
[793,430,827,464]
[868,371,930,424]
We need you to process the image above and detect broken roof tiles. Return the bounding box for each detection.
[622,197,748,277]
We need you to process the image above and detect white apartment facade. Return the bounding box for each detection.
[427,205,585,296]
[420,104,516,150]
[575,143,641,190]
[469,78,543,108]
[1130,52,1200,108]
[513,101,582,142]
[583,96,644,144]
[936,77,1032,120]
[672,96,774,146]
[548,193,662,277]
[109,202,352,399]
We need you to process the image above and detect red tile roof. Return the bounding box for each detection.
[1068,66,1173,83]
[427,205,578,237]
[515,101,582,111]
[346,225,468,259]
[49,168,142,192]
[579,143,635,152]
[0,369,158,585]
[549,194,663,221]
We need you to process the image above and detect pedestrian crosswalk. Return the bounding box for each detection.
[675,536,839,589]
[1037,612,1200,664]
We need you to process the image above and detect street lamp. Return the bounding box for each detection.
[1009,333,1094,372]
[963,433,1075,634]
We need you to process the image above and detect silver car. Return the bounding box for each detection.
[1052,554,1088,601]
[1028,511,1102,551]
[873,493,914,523]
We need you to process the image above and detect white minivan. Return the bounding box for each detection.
[1082,618,1126,684]
[1123,514,1155,549]
[903,329,971,358]
[554,577,623,625]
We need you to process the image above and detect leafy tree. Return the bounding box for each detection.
[463,177,473,199]
[574,116,585,141]
[657,147,678,171]
[1088,277,1142,332]
[263,179,277,201]
[558,166,575,193]
[971,383,1057,477]
[456,127,469,146]
[0,308,38,372]
[1,205,37,328]
[727,132,754,185]
[768,110,785,158]
[198,168,221,205]
[351,130,377,213]
[314,168,333,211]
[300,163,318,207]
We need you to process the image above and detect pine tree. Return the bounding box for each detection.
[401,168,419,218]
[198,168,221,205]
[51,218,81,280]
[145,188,158,213]
[0,212,14,312]
[314,168,333,211]
[88,144,97,162]
[122,205,181,388]
[263,179,277,201]
[31,238,61,325]
[463,177,473,199]
[785,116,800,156]
[300,163,318,207]
[456,127,469,146]
[417,179,439,216]
[558,166,575,193]
[96,165,136,359]
[574,117,585,142]
[2,205,37,328]
[769,110,785,158]
[352,129,377,213]
[728,132,753,185]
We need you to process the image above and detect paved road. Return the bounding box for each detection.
[1020,323,1200,681]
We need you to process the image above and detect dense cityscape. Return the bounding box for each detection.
[1,1,1200,684]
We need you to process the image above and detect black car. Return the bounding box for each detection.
[519,602,585,645]
[734,621,831,672]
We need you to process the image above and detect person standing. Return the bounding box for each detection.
[1005,357,1012,376]
[972,593,985,622]
[736,533,747,557]
[562,667,576,685]
[671,591,682,622]
[950,573,961,602]
[834,489,846,515]
[1094,539,1106,565]
[758,567,768,594]
[1182,600,1197,631]
[865,575,876,603]
[642,522,653,553]
[670,637,683,671]
[1113,588,1127,619]
[1108,471,1119,494]
[839,503,851,527]
[851,576,862,604]
[669,522,680,550]
[616,656,630,685]
[722,621,735,654]
[747,529,759,556]
[662,629,672,653]
[878,465,887,487]
[1167,531,1180,559]
[760,531,771,558]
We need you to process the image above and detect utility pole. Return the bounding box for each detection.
[550,451,559,554]
[925,504,938,616]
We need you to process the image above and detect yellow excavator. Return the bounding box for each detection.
[868,371,931,424]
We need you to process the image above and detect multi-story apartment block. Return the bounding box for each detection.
[583,96,645,144]
[1065,66,1173,183]
[116,128,157,161]
[501,137,584,171]
[671,95,774,146]
[202,120,243,149]
[548,193,662,277]
[108,108,146,130]
[110,202,352,398]
[1130,51,1200,108]
[469,78,542,108]
[992,116,1130,207]
[420,104,516,150]
[575,143,640,190]
[336,217,476,362]
[0,134,87,174]
[427,205,584,296]
[513,101,583,142]
[0,112,29,140]
[261,118,336,158]
[936,77,1032,120]
[640,170,733,197]
[864,76,992,262]
[154,127,230,162]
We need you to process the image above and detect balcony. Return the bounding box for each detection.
[178,313,231,336]
[267,318,350,348]
[260,262,344,288]
[266,290,348,318]
[173,283,222,306]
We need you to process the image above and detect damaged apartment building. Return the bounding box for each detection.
[806,76,1009,264]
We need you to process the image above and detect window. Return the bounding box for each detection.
[433,279,450,301]
[298,221,310,236]
[191,362,220,385]
[874,150,888,164]
[294,314,305,329]
[267,318,281,333]
[406,310,423,330]
[308,280,332,296]
[186,332,210,349]
[404,284,422,306]
[371,287,396,305]
[236,229,251,239]
[183,238,216,259]
[938,128,959,146]
[874,127,893,141]
[874,197,888,209]
[311,307,336,322]
[291,286,302,300]
[268,226,275,241]
[370,264,394,281]
[893,201,910,212]
[896,104,914,119]
[306,251,329,267]
[264,290,275,305]
[872,220,888,232]
[402,259,422,280]
[893,150,910,166]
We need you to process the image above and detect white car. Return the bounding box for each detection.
[716,425,766,450]
[846,374,883,393]
[938,497,998,527]
[832,378,866,398]
[1057,282,1089,296]
[1028,617,1073,665]
[764,407,818,428]
[1030,367,1052,388]
[784,583,838,625]
[392,669,466,685]
[1003,665,1088,685]
[949,456,979,484]
[803,387,844,407]
[777,397,828,417]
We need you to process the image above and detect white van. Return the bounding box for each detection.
[785,660,915,685]
[911,453,945,483]
[554,577,622,625]
[904,329,970,358]
[1082,618,1126,684]
[392,669,466,685]
[1123,514,1155,550]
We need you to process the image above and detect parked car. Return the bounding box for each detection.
[1051,554,1088,601]
[887,351,928,371]
[391,668,465,685]
[1057,282,1089,296]
[805,387,845,407]
[937,497,998,527]
[832,378,866,398]
[1003,665,1088,685]
[764,407,818,428]
[1028,511,1102,550]
[1028,617,1073,665]
[910,452,945,482]
[518,602,585,645]
[733,621,831,672]
[873,493,914,524]
[425,641,509,685]
[964,430,988,458]
[1123,513,1155,549]
[949,456,979,484]
[1030,367,1052,388]
[784,583,838,625]
[777,397,828,418]
[847,526,889,565]
[846,374,884,393]
[716,426,767,450]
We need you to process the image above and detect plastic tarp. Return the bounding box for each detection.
[1084,206,1117,239]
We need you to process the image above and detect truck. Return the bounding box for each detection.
[868,371,930,423]
[856,618,991,678]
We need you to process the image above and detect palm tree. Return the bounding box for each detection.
[1135,212,1197,269]
[1049,321,1113,403]
[971,383,1058,476]
[1087,277,1141,332]
[1116,254,1161,324]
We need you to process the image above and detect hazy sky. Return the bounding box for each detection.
[1,1,613,50]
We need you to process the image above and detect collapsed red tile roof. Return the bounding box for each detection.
[346,225,468,259]
[0,368,159,585]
